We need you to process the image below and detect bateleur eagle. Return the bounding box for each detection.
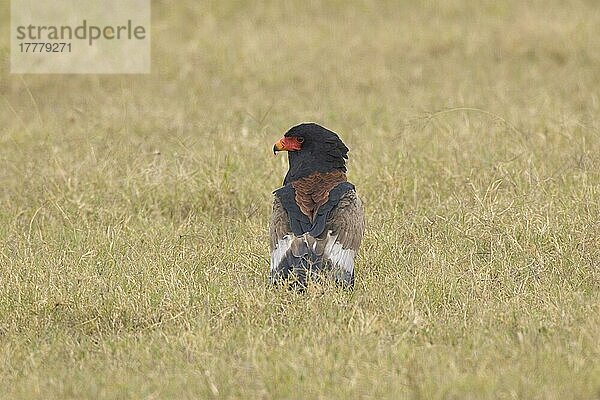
[270,123,365,288]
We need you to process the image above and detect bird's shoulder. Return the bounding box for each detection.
[322,188,365,248]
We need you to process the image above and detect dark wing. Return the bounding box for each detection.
[270,196,323,287]
[318,189,365,286]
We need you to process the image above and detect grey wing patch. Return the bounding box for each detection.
[320,190,365,286]
[270,197,293,275]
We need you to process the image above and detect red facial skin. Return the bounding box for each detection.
[273,136,303,152]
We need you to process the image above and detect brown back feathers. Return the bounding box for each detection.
[291,170,347,223]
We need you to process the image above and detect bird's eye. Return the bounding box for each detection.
[297,137,304,143]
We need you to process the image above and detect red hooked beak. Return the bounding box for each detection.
[273,136,303,154]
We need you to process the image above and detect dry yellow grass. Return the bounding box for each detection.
[1,1,599,398]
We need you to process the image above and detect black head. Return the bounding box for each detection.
[273,123,349,185]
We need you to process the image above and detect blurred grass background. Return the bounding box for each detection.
[0,0,599,398]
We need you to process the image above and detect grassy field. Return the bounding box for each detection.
[1,0,600,398]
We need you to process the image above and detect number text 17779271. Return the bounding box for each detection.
[18,42,72,52]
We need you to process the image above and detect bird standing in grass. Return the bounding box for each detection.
[270,123,365,288]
